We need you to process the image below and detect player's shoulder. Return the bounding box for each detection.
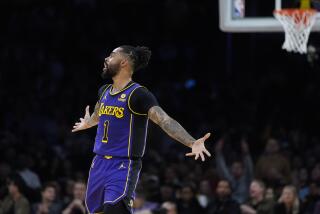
[131,84,151,97]
[100,83,111,89]
[132,82,150,91]
[99,83,111,91]
[98,84,111,98]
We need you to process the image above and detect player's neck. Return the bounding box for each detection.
[112,75,132,92]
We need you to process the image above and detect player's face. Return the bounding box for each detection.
[102,48,127,79]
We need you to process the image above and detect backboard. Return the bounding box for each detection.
[219,0,320,32]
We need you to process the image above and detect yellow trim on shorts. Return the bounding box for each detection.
[104,155,112,159]
[127,86,148,116]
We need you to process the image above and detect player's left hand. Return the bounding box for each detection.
[186,133,212,161]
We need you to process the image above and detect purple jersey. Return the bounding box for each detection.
[93,82,149,158]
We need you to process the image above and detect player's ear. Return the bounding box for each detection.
[120,59,128,68]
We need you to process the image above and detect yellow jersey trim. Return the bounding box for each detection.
[104,155,112,159]
[127,86,148,116]
[109,82,135,96]
[98,84,112,102]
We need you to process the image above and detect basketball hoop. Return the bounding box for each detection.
[274,9,317,54]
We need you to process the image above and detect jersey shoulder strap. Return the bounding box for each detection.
[98,84,112,102]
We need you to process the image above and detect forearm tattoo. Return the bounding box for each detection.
[149,106,195,148]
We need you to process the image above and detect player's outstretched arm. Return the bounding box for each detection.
[148,106,211,161]
[72,102,100,132]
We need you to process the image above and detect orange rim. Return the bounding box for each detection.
[274,8,317,15]
[274,9,317,25]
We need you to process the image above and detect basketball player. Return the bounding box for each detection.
[72,45,211,214]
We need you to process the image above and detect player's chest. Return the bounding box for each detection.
[98,93,129,119]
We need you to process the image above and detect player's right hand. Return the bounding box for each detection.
[72,105,91,132]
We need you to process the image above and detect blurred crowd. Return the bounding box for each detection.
[2,134,320,214]
[2,0,320,214]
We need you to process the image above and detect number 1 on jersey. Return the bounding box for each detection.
[102,120,109,143]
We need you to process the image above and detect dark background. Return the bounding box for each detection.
[1,0,320,213]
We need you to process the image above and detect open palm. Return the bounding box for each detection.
[72,106,91,132]
[186,133,212,161]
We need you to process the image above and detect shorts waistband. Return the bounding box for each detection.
[95,154,141,161]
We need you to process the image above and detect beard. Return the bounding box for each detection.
[101,62,120,79]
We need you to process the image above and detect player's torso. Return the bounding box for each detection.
[94,82,148,158]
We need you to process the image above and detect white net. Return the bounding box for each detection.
[274,9,317,54]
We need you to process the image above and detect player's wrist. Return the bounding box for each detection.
[84,121,92,129]
[188,141,195,148]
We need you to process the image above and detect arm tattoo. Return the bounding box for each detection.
[148,106,195,148]
[87,102,100,127]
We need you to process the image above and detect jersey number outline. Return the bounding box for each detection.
[102,120,110,143]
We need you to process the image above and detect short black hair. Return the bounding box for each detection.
[180,182,196,194]
[7,173,27,194]
[217,179,232,190]
[119,45,151,71]
[41,182,57,192]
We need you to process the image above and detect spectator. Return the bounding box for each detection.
[197,180,214,209]
[32,183,62,214]
[215,138,253,203]
[206,179,241,214]
[61,179,75,208]
[176,183,203,214]
[0,163,12,200]
[301,183,320,214]
[16,155,42,190]
[295,168,309,201]
[0,174,30,214]
[314,200,320,214]
[159,184,175,203]
[133,191,159,214]
[241,180,274,214]
[311,164,320,184]
[161,201,177,214]
[255,138,291,187]
[15,155,42,203]
[62,181,86,214]
[274,185,301,214]
[265,188,275,201]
